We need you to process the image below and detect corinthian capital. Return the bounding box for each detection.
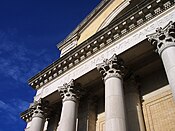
[146,21,175,55]
[58,79,82,102]
[97,54,125,80]
[32,99,49,119]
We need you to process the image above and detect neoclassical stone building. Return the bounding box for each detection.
[21,0,175,131]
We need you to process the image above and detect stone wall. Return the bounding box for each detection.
[142,86,175,131]
[141,69,175,131]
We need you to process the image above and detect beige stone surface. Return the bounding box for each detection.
[78,0,124,44]
[96,113,105,131]
[143,86,175,131]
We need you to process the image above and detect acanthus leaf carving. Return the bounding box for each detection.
[58,79,83,102]
[146,21,175,55]
[96,54,125,81]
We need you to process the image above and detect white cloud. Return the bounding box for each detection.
[11,99,29,111]
[0,99,30,123]
[0,100,16,113]
[0,30,54,84]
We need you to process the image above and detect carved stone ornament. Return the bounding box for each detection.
[58,79,82,102]
[146,21,175,55]
[32,99,49,119]
[96,54,125,81]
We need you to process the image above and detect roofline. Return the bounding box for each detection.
[57,0,114,49]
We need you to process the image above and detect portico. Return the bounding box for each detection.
[21,0,175,131]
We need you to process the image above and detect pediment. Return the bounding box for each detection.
[58,0,156,57]
[58,0,130,56]
[77,0,130,44]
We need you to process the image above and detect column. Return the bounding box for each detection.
[147,21,175,100]
[30,100,47,131]
[97,54,126,131]
[47,113,60,131]
[78,96,97,131]
[86,97,97,131]
[125,75,145,131]
[43,119,49,131]
[57,79,81,131]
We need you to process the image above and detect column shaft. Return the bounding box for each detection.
[30,117,45,131]
[105,77,126,131]
[58,101,78,131]
[161,46,175,98]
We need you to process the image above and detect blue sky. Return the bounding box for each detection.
[0,0,100,130]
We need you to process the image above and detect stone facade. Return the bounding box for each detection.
[143,86,175,131]
[21,0,175,131]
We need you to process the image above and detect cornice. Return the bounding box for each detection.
[20,107,33,122]
[29,0,175,90]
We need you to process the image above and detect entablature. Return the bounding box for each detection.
[29,0,175,90]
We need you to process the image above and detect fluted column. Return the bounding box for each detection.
[147,21,175,100]
[125,75,145,131]
[97,54,126,131]
[58,79,81,131]
[30,100,47,131]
